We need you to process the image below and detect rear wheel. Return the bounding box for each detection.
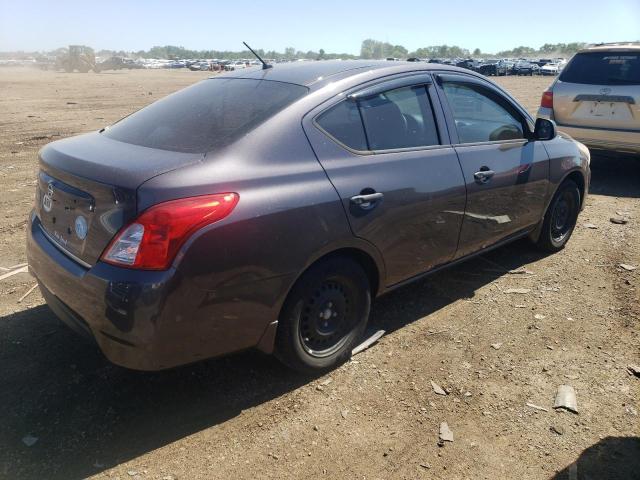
[275,257,371,374]
[535,179,581,252]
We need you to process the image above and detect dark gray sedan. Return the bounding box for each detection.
[26,61,591,373]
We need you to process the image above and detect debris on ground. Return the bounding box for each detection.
[431,381,447,396]
[619,264,637,272]
[526,403,549,412]
[508,268,534,275]
[0,265,29,281]
[550,425,565,435]
[21,435,38,447]
[18,283,38,303]
[491,342,503,350]
[610,216,628,225]
[438,422,454,444]
[534,313,546,320]
[583,223,598,229]
[341,410,349,419]
[504,288,531,294]
[0,262,27,271]
[351,329,385,356]
[553,385,578,414]
[627,365,640,377]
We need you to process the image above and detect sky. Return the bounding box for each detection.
[0,0,638,54]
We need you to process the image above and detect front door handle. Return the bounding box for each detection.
[474,168,495,184]
[350,192,384,209]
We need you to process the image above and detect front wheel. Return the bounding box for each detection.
[275,257,371,374]
[535,179,581,252]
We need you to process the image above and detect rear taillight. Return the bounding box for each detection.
[540,90,554,109]
[101,193,239,270]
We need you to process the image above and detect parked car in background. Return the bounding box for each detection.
[512,60,535,75]
[456,59,480,71]
[27,61,590,374]
[98,56,143,71]
[538,42,640,154]
[540,62,561,76]
[534,58,553,67]
[188,61,211,71]
[502,60,515,73]
[477,59,508,76]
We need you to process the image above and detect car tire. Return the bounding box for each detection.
[535,179,581,252]
[275,256,371,374]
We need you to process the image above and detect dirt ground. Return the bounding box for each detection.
[0,68,638,480]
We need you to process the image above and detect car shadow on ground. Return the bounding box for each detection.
[0,240,547,479]
[551,436,640,480]
[589,153,640,199]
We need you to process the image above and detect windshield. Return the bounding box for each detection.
[103,78,308,153]
[560,51,640,85]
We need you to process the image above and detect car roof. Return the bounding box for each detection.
[579,43,640,54]
[212,60,470,89]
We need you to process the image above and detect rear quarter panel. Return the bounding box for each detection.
[136,108,384,358]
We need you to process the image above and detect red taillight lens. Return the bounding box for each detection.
[101,193,239,270]
[540,91,553,109]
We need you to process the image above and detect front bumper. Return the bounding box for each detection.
[27,214,280,370]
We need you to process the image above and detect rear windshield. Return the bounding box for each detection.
[103,78,308,153]
[560,52,640,85]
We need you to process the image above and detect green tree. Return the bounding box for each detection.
[284,47,296,60]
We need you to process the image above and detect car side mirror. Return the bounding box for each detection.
[533,118,557,141]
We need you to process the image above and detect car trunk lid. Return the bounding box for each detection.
[35,132,203,267]
[553,81,640,131]
[552,51,640,131]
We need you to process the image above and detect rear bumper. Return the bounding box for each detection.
[558,125,640,154]
[538,111,640,155]
[27,213,281,370]
[28,213,179,370]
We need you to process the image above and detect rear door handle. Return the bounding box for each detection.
[474,168,495,184]
[350,192,384,209]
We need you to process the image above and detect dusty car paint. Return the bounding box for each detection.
[27,61,590,370]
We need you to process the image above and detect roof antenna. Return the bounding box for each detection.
[243,41,272,70]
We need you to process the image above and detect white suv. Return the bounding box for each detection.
[537,43,640,155]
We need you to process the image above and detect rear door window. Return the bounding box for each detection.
[315,100,368,151]
[103,78,308,153]
[441,82,525,143]
[359,86,440,150]
[560,52,640,85]
[316,84,440,152]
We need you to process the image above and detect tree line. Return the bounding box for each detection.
[93,40,593,61]
[360,39,589,59]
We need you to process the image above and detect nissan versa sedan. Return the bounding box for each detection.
[27,61,591,373]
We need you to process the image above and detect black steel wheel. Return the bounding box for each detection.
[535,179,581,252]
[276,256,371,374]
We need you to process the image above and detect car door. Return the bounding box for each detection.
[434,73,550,258]
[303,74,466,286]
